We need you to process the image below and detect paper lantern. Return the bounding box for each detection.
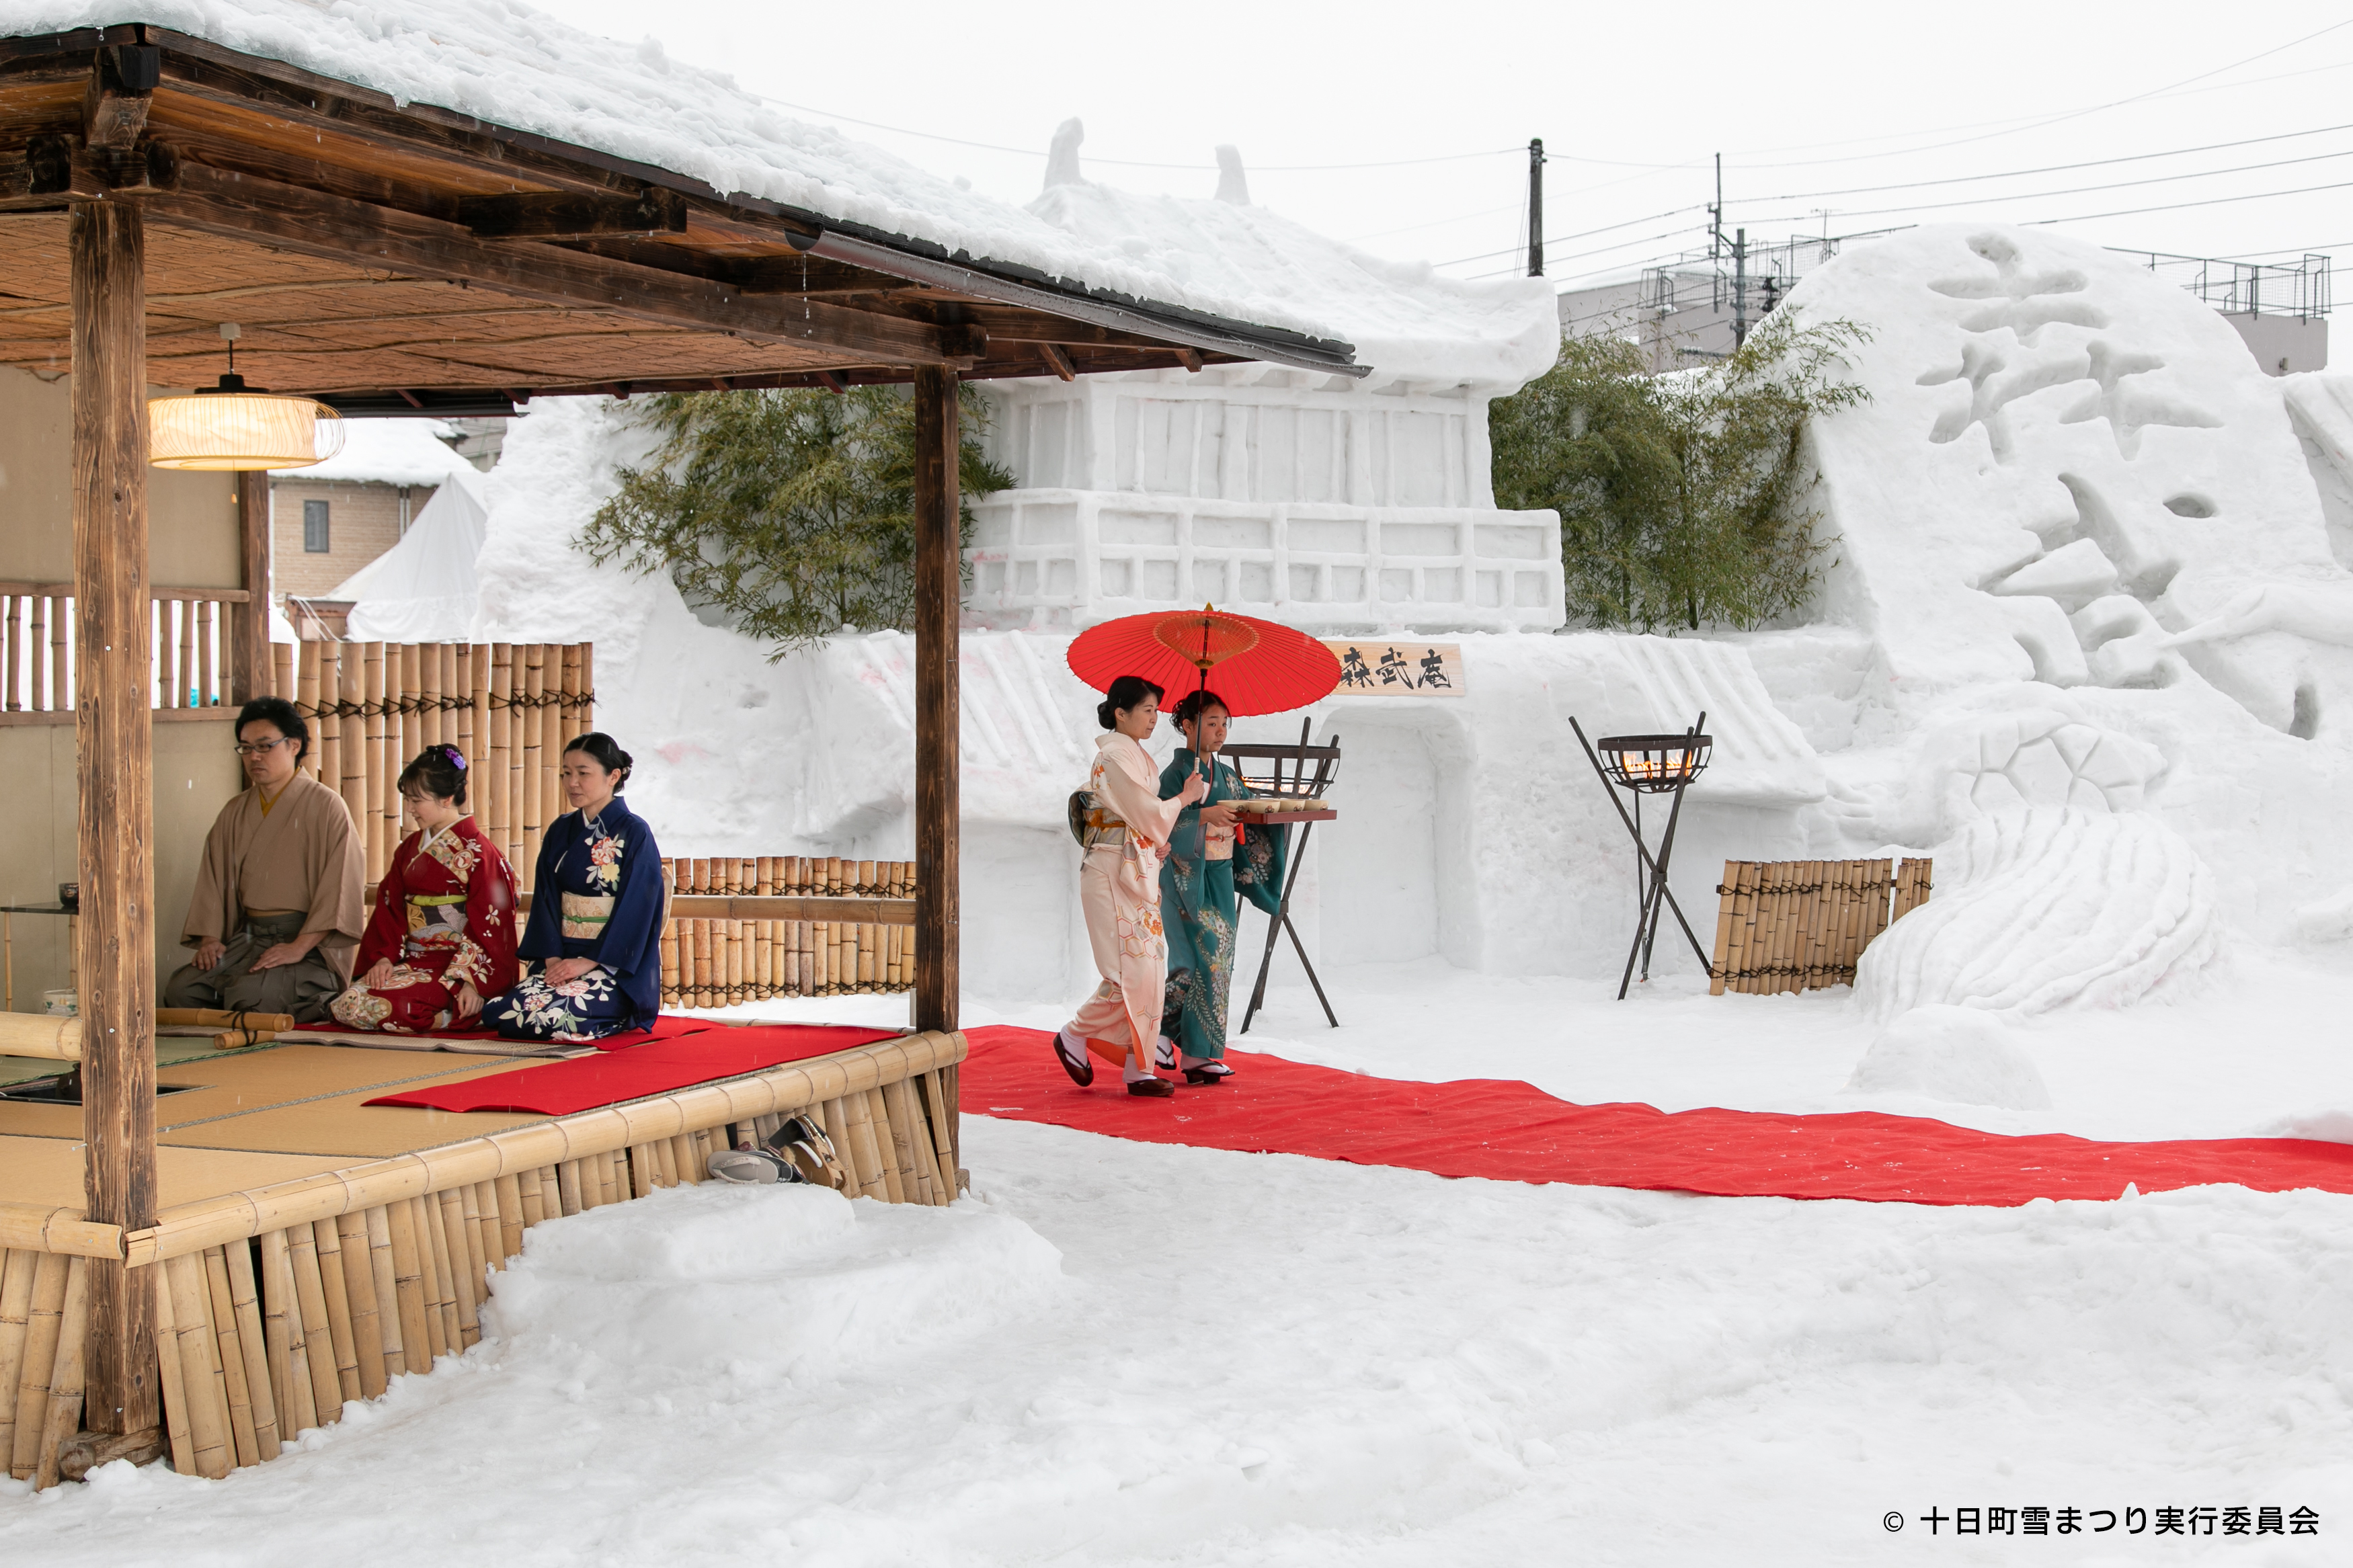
[149,380,346,470]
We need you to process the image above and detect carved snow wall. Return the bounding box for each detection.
[967,368,1564,632]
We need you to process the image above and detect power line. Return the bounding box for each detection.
[1747,120,2353,204]
[2022,177,2353,229]
[1736,144,2353,226]
[1435,204,1710,269]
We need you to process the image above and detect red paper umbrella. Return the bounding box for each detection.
[1067,607,1343,716]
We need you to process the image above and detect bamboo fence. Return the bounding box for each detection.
[262,641,594,889]
[0,583,252,716]
[659,857,916,1007]
[1708,856,1934,995]
[0,1029,965,1486]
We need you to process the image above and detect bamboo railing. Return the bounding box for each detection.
[659,857,916,1007]
[1708,856,1934,995]
[262,641,594,891]
[0,582,256,717]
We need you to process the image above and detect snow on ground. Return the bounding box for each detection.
[5,1120,2349,1566]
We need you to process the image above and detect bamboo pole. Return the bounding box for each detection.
[32,1255,90,1488]
[435,1189,481,1348]
[310,1218,362,1405]
[223,1239,282,1462]
[257,1228,315,1439]
[557,1161,584,1219]
[494,1174,526,1263]
[9,1251,68,1479]
[489,645,513,876]
[200,1246,262,1467]
[162,1253,231,1479]
[328,1212,385,1399]
[286,1222,342,1424]
[0,1249,31,1461]
[418,1194,460,1358]
[363,1206,405,1385]
[152,1265,196,1475]
[522,645,546,875]
[271,639,293,704]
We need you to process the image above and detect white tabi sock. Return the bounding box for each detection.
[1121,1057,1152,1083]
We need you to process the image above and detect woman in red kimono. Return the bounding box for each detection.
[328,744,519,1033]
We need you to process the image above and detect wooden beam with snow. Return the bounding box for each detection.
[458,188,688,241]
[134,160,979,367]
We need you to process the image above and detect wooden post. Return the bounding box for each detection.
[231,470,270,700]
[72,199,159,1437]
[912,367,959,1034]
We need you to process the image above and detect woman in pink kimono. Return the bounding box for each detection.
[1053,675,1209,1098]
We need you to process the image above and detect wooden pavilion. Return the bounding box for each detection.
[0,17,1359,1483]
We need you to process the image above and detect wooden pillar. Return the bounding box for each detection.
[73,200,158,1437]
[230,470,270,704]
[912,367,959,1034]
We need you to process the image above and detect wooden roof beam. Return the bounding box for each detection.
[132,158,985,368]
[1035,341,1075,382]
[458,188,687,241]
[82,42,157,150]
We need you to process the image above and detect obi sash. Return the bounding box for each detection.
[561,892,615,940]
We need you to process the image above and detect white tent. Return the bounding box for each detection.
[333,470,489,641]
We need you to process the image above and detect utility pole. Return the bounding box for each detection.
[1732,227,1748,349]
[1527,138,1546,278]
[1709,153,1723,308]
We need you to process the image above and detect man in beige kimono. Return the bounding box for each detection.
[164,696,366,1022]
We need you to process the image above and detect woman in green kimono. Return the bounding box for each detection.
[1156,690,1289,1084]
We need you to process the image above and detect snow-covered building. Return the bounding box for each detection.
[964,124,1565,634]
[269,417,481,613]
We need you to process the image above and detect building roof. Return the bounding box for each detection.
[3,3,1363,385]
[274,417,477,487]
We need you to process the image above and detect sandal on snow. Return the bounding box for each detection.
[1125,1077,1176,1098]
[707,1147,801,1184]
[1052,1028,1096,1087]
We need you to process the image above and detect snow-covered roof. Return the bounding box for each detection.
[1029,173,1558,390]
[16,1,1374,362]
[274,418,477,487]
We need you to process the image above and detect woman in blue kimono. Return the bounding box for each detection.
[1156,690,1289,1084]
[484,733,666,1041]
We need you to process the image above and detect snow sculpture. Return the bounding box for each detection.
[1905,704,2165,838]
[969,125,1565,634]
[1853,809,2224,1020]
[1845,1005,2052,1111]
[1792,226,2353,737]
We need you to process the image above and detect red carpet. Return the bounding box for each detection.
[960,1026,2353,1208]
[290,1014,719,1050]
[368,1024,901,1115]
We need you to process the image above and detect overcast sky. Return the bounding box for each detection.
[544,0,2353,300]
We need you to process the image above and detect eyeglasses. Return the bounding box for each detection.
[233,737,294,757]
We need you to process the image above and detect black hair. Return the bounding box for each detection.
[235,696,310,762]
[563,731,635,789]
[1169,689,1230,729]
[1096,675,1165,731]
[397,743,469,808]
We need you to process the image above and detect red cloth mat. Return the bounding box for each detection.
[367,1024,902,1115]
[288,1014,717,1050]
[960,1026,2353,1208]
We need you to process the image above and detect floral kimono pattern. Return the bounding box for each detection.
[329,816,518,1033]
[1064,732,1187,1060]
[1158,748,1289,1063]
[486,797,666,1041]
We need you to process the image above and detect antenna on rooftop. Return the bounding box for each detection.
[1215,145,1250,206]
[1043,118,1085,192]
